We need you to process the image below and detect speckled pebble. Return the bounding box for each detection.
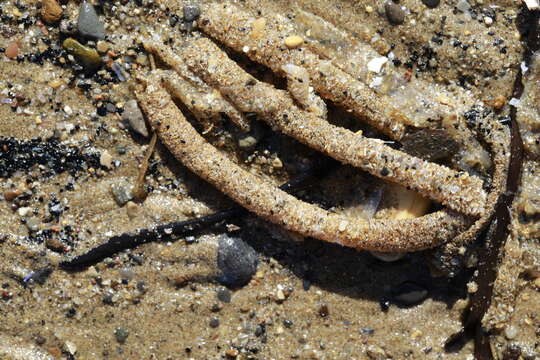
[216,235,258,287]
[183,4,201,22]
[114,328,129,344]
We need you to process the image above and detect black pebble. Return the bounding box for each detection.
[216,235,258,288]
[422,0,440,8]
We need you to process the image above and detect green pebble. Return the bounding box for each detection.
[114,328,129,344]
[62,38,102,71]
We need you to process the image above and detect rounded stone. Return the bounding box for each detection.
[422,0,440,8]
[385,1,405,25]
[216,235,258,288]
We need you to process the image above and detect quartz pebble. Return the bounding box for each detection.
[41,0,62,24]
[385,1,405,25]
[99,150,113,168]
[77,1,106,40]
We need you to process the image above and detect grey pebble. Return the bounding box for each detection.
[216,235,258,288]
[25,216,41,232]
[114,328,129,344]
[78,2,106,40]
[391,281,428,305]
[183,4,201,22]
[385,1,405,25]
[422,0,440,8]
[216,287,231,303]
[110,182,133,206]
[122,99,149,137]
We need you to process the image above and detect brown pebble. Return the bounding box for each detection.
[5,41,19,59]
[46,238,66,252]
[225,349,239,358]
[3,189,23,201]
[47,347,62,358]
[41,0,62,24]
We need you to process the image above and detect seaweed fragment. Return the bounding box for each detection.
[445,7,532,358]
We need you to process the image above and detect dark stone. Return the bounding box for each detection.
[183,4,201,22]
[385,1,405,25]
[422,0,440,8]
[216,235,258,288]
[216,287,231,303]
[114,328,129,344]
[209,317,220,328]
[391,281,429,305]
[77,2,105,40]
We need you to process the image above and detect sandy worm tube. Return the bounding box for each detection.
[134,75,470,252]
[144,39,487,218]
[197,2,406,139]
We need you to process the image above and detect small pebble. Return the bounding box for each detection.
[366,344,387,360]
[5,42,19,59]
[64,341,77,355]
[114,328,129,344]
[78,2,106,40]
[96,40,110,54]
[125,201,142,219]
[209,317,220,328]
[122,100,148,137]
[183,4,201,22]
[110,183,134,206]
[238,135,258,149]
[216,235,258,287]
[41,0,63,24]
[216,287,232,303]
[3,189,23,201]
[422,0,440,8]
[392,281,428,305]
[504,325,518,340]
[99,150,113,168]
[25,217,41,232]
[385,1,405,25]
[63,38,102,71]
[285,35,304,49]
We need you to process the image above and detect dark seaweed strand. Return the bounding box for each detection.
[60,160,334,270]
[445,9,532,359]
